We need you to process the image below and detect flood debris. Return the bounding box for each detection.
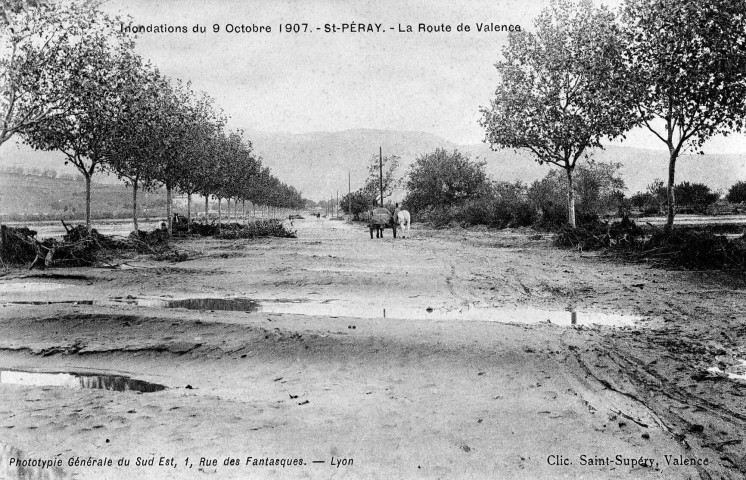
[555,218,746,270]
[0,221,175,269]
[214,220,296,239]
[0,217,297,270]
[183,219,296,239]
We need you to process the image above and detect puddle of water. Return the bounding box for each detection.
[111,296,638,327]
[0,370,166,393]
[112,296,259,312]
[257,302,638,327]
[708,360,746,382]
[1,443,69,480]
[5,300,93,306]
[0,282,69,293]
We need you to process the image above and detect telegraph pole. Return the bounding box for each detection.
[379,146,383,207]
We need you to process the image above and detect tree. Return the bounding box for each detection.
[363,151,400,206]
[340,189,376,220]
[480,0,636,227]
[0,0,76,149]
[174,94,227,228]
[726,181,746,204]
[104,63,165,231]
[528,161,626,225]
[21,4,139,228]
[403,148,490,213]
[674,182,719,213]
[621,0,746,231]
[573,161,626,219]
[143,80,222,233]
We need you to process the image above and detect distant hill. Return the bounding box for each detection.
[459,143,746,196]
[2,129,745,202]
[0,171,167,221]
[247,129,746,200]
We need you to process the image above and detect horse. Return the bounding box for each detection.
[396,210,411,238]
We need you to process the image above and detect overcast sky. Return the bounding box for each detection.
[104,0,746,154]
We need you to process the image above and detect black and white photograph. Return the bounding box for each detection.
[1,0,745,478]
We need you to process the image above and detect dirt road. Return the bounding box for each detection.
[1,218,744,479]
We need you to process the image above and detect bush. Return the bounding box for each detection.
[726,181,746,204]
[674,182,719,214]
[415,182,537,229]
[404,149,491,214]
[340,190,377,220]
[528,162,626,228]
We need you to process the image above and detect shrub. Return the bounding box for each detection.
[528,162,626,228]
[674,182,719,214]
[726,181,746,204]
[414,181,537,229]
[404,149,491,214]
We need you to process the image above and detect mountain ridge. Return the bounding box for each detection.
[2,129,744,201]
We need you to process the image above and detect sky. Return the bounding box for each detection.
[102,0,745,154]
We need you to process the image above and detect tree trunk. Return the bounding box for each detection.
[85,174,92,230]
[566,168,576,228]
[242,200,246,225]
[187,193,192,231]
[166,185,173,235]
[132,179,139,232]
[218,198,222,224]
[665,150,677,233]
[205,196,209,221]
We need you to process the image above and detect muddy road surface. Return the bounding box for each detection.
[1,218,744,479]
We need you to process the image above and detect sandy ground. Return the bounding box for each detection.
[0,218,745,480]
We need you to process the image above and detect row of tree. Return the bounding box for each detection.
[1,0,305,233]
[480,0,746,231]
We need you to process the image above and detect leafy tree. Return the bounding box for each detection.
[340,189,376,220]
[573,161,626,219]
[646,179,667,205]
[403,148,490,213]
[104,64,166,231]
[621,0,746,231]
[175,94,227,227]
[674,182,719,213]
[0,0,79,149]
[480,0,636,227]
[726,181,746,204]
[1,0,49,21]
[529,161,626,226]
[141,80,223,233]
[629,192,654,210]
[21,4,138,228]
[363,152,400,206]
